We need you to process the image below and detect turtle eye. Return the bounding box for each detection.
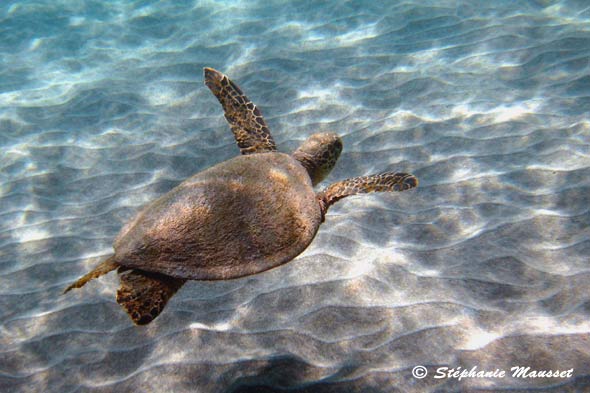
[334,138,343,154]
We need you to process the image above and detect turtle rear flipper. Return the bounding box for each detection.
[204,67,276,155]
[116,269,186,325]
[318,172,418,219]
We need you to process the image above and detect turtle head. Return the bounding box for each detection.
[292,132,343,186]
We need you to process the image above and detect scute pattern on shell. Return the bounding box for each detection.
[113,153,322,280]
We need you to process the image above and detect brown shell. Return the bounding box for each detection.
[112,152,321,280]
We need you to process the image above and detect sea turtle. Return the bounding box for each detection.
[64,67,418,325]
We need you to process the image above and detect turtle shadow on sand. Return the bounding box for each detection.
[63,67,418,325]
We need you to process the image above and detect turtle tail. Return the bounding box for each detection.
[63,256,118,293]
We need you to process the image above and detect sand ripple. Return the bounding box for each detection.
[1,0,589,392]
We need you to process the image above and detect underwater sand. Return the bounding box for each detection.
[1,0,590,392]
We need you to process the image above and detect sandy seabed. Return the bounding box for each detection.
[1,1,589,392]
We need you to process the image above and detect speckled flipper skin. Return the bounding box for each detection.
[318,172,418,220]
[204,67,276,155]
[116,269,186,325]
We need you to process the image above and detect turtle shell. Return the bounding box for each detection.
[112,152,322,280]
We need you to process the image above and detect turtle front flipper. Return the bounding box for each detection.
[204,67,276,155]
[317,172,418,220]
[116,269,186,325]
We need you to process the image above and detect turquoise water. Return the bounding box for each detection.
[1,1,590,392]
